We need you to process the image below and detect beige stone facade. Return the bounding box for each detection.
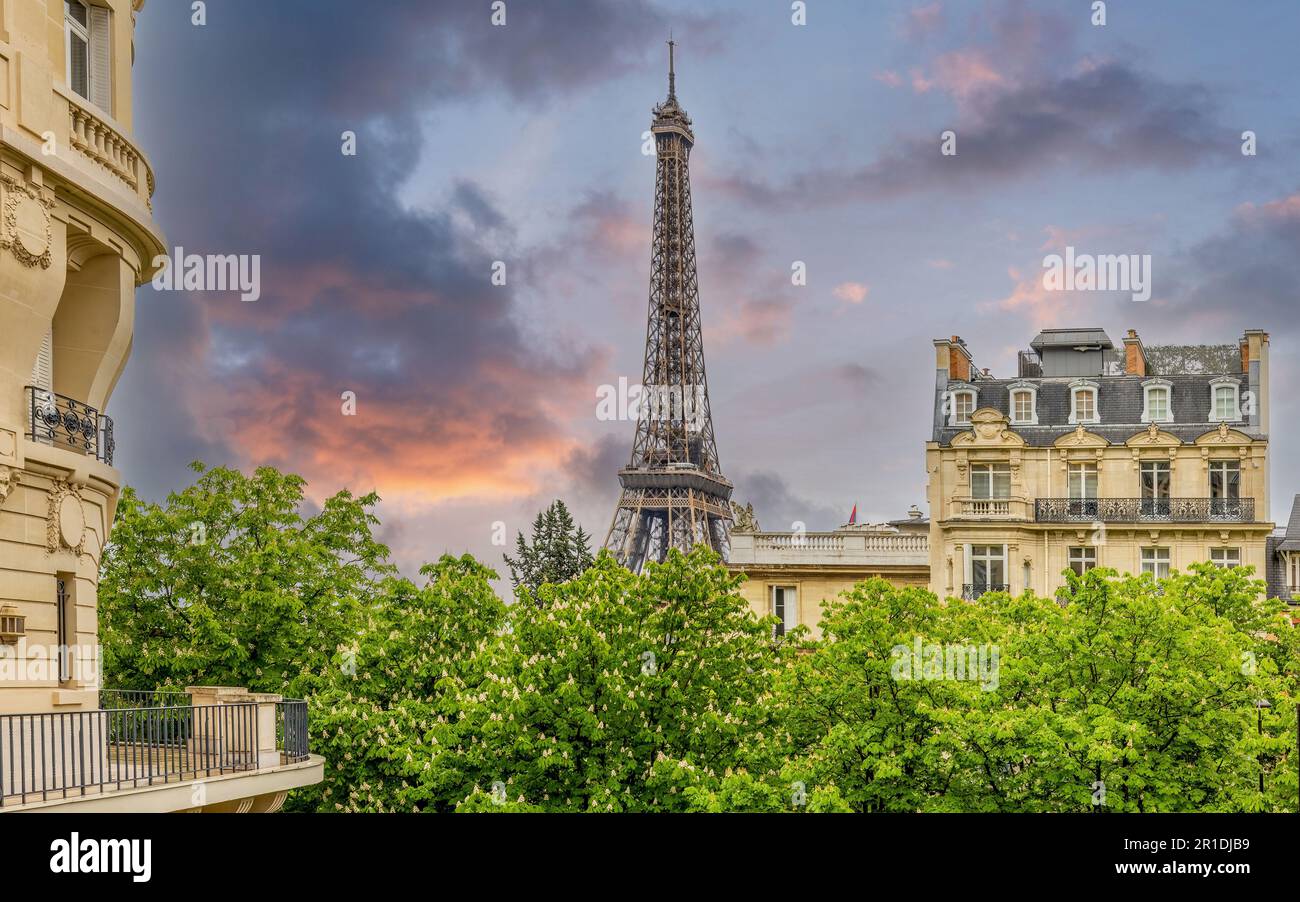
[0,1,320,811]
[729,516,930,639]
[927,328,1274,601]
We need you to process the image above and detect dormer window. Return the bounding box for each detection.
[1209,378,1241,422]
[949,387,977,426]
[1141,379,1173,424]
[65,1,112,113]
[1068,380,1099,425]
[1008,382,1038,425]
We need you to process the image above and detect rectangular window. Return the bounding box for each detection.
[66,2,90,99]
[1146,387,1169,422]
[1209,461,1240,499]
[1072,390,1096,423]
[65,1,111,112]
[969,545,1007,593]
[970,464,1011,500]
[954,392,974,425]
[1140,461,1170,518]
[1141,547,1171,579]
[1291,554,1300,592]
[56,576,72,683]
[1013,390,1034,423]
[771,586,797,637]
[1067,462,1098,518]
[1067,463,1097,499]
[1068,546,1097,576]
[1215,385,1238,421]
[1208,460,1242,519]
[1210,548,1241,568]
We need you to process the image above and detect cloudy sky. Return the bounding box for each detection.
[116,0,1300,581]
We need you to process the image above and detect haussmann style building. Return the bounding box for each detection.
[728,508,930,639]
[0,0,321,811]
[926,327,1275,601]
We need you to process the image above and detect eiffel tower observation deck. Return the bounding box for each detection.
[605,41,733,574]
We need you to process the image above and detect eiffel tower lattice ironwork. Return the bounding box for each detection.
[605,40,733,573]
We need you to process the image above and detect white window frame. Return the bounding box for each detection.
[1068,380,1099,425]
[1007,382,1038,425]
[1208,377,1242,423]
[770,585,797,637]
[949,386,977,427]
[1067,462,1098,500]
[65,1,111,113]
[1141,378,1174,424]
[1141,547,1171,579]
[1290,553,1300,592]
[65,0,90,100]
[967,544,1008,591]
[1068,546,1097,575]
[1208,460,1241,500]
[1209,547,1241,569]
[970,463,1011,500]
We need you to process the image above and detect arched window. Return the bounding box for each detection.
[1068,380,1099,425]
[949,386,977,426]
[1209,378,1241,422]
[1008,382,1038,425]
[1141,379,1173,424]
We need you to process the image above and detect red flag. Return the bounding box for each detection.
[848,503,857,525]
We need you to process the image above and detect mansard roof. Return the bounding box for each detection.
[935,373,1262,447]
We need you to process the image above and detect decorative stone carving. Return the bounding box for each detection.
[0,466,19,506]
[47,480,89,556]
[0,174,54,269]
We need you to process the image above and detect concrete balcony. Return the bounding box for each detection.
[0,688,322,812]
[730,529,929,567]
[948,496,1032,521]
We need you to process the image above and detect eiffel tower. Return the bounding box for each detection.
[605,40,733,573]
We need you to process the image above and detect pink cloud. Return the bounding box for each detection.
[833,281,870,304]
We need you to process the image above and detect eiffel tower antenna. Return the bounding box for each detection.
[667,33,676,100]
[605,42,733,573]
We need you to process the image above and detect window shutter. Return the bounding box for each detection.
[88,5,112,114]
[31,329,54,391]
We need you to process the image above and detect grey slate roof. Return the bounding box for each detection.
[1030,328,1114,350]
[1266,535,1291,602]
[934,373,1262,446]
[1278,495,1300,552]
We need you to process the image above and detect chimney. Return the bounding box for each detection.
[1123,329,1147,376]
[908,504,923,520]
[948,335,973,382]
[1242,329,1270,435]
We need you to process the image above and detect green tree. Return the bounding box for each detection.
[422,548,790,811]
[502,500,594,600]
[300,555,507,812]
[99,462,391,699]
[753,566,1299,813]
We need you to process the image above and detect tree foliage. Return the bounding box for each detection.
[502,500,594,601]
[100,463,390,699]
[98,464,1300,813]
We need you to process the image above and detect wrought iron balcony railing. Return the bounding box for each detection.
[1034,497,1256,524]
[25,386,115,465]
[0,690,309,808]
[962,583,1010,600]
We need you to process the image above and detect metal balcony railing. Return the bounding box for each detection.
[25,386,115,465]
[0,690,309,808]
[1034,498,1255,524]
[962,583,1010,600]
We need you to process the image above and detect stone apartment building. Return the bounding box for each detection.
[0,0,320,811]
[926,327,1274,601]
[728,509,930,639]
